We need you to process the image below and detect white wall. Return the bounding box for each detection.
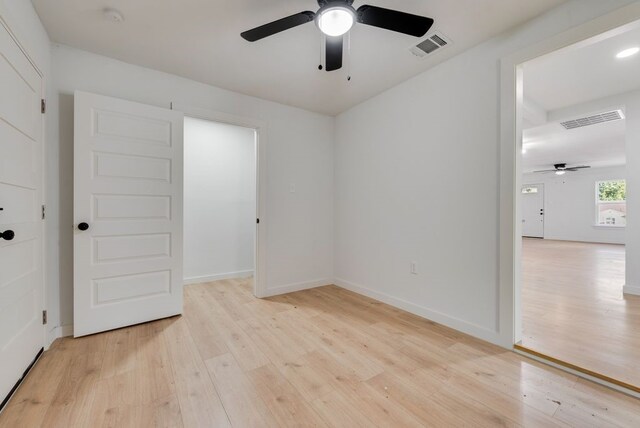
[334,0,636,345]
[184,117,256,283]
[543,90,640,294]
[47,44,334,337]
[523,166,626,244]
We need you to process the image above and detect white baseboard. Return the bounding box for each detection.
[623,284,640,296]
[184,270,254,285]
[261,278,333,298]
[334,277,503,346]
[47,324,74,348]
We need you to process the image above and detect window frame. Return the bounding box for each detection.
[595,179,626,228]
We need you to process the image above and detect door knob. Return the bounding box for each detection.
[78,222,90,231]
[1,230,15,241]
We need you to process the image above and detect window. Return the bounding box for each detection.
[596,180,626,227]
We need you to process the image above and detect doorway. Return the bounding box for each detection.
[505,13,640,392]
[173,103,267,298]
[183,117,258,294]
[521,184,544,238]
[72,94,268,339]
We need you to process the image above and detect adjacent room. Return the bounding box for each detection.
[183,117,257,289]
[518,25,640,389]
[1,0,640,426]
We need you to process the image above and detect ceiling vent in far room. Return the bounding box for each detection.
[560,109,625,130]
[410,31,451,58]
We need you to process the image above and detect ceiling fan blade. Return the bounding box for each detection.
[326,35,343,71]
[566,166,591,171]
[241,11,315,42]
[533,169,558,173]
[356,5,434,37]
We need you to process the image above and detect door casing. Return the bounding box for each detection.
[171,103,268,298]
[500,3,640,353]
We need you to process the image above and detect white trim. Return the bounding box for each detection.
[261,279,333,298]
[0,10,47,354]
[500,3,640,348]
[513,348,640,399]
[58,325,73,338]
[0,10,44,78]
[334,278,503,345]
[184,270,254,285]
[623,285,640,296]
[171,103,268,298]
[46,324,74,347]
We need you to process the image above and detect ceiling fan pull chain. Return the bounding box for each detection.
[347,31,351,81]
[318,33,325,70]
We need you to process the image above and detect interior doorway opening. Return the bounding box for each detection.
[512,18,640,392]
[183,117,258,296]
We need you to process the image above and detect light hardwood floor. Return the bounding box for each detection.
[522,238,640,388]
[2,278,639,427]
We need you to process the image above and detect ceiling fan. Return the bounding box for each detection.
[240,0,434,72]
[534,163,591,176]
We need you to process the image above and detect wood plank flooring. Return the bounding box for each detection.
[1,278,639,427]
[521,238,640,388]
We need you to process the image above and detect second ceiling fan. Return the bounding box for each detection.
[534,163,591,175]
[241,0,434,72]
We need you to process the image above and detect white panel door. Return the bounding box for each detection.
[522,184,544,238]
[0,22,43,403]
[74,91,183,337]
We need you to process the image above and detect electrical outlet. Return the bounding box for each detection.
[410,261,418,275]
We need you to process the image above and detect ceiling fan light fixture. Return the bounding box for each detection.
[317,6,355,37]
[555,170,566,176]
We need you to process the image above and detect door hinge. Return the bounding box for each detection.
[42,310,47,325]
[42,205,46,220]
[256,218,260,224]
[41,99,46,114]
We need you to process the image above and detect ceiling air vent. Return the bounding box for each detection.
[410,31,451,58]
[560,109,625,130]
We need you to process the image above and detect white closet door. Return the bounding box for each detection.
[0,21,43,403]
[73,91,184,337]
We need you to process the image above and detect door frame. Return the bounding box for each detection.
[0,11,47,351]
[499,3,640,348]
[171,104,267,298]
[521,183,544,239]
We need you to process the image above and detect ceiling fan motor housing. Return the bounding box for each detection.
[317,0,355,7]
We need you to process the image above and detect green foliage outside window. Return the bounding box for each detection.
[598,180,626,202]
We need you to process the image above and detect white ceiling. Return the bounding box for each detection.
[524,25,640,112]
[32,0,565,115]
[522,119,625,173]
[521,24,640,173]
